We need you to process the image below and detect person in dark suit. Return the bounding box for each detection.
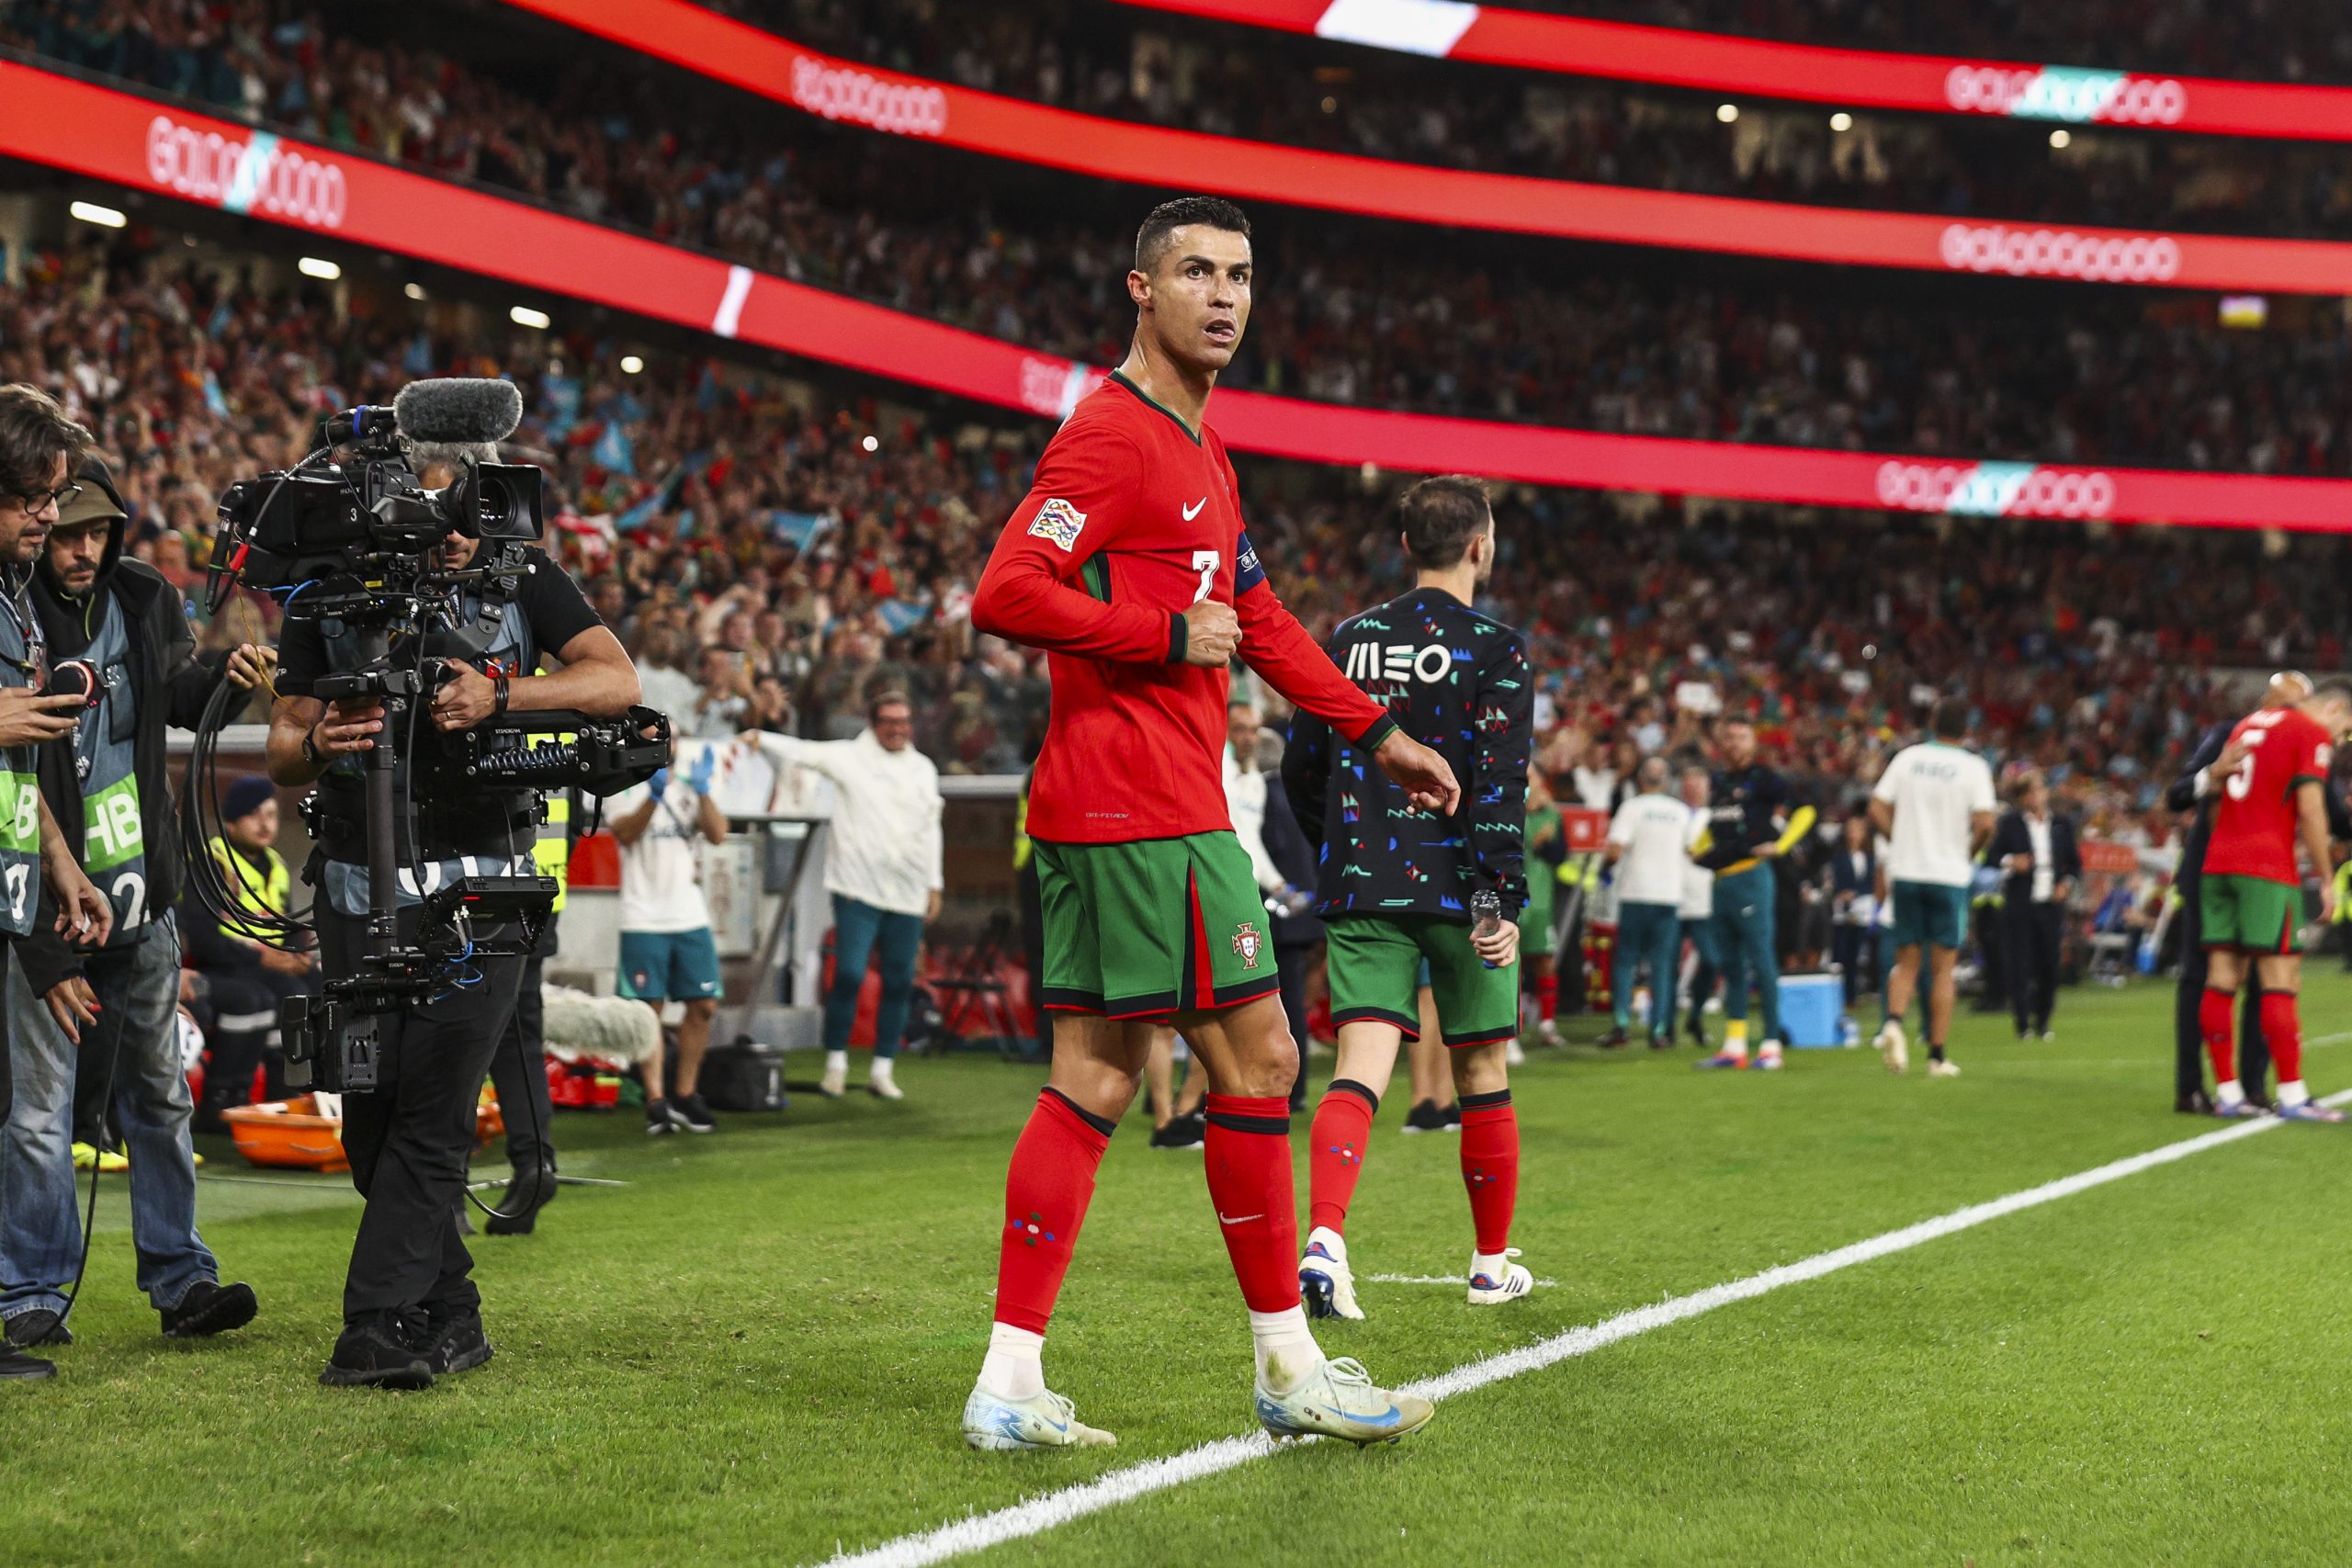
[2167,689,2280,1112]
[1828,812,1879,1006]
[1990,771,2081,1040]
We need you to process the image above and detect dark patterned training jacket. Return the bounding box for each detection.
[1283,585,1532,924]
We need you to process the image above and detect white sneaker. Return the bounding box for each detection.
[819,1064,847,1100]
[1298,1226,1363,1321]
[1466,1247,1533,1306]
[1875,1020,1908,1076]
[867,1060,904,1100]
[1254,1356,1433,1446]
[1754,1043,1785,1072]
[961,1383,1117,1450]
[1504,1037,1526,1066]
[1927,1058,1962,1078]
[1537,1019,1562,1048]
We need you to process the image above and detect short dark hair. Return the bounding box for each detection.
[1396,475,1492,570]
[0,384,92,501]
[869,690,913,724]
[2312,677,2352,708]
[1135,197,1251,275]
[1931,696,1969,739]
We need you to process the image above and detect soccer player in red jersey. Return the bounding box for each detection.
[961,197,1460,1450]
[2197,678,2352,1121]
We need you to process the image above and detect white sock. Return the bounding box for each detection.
[870,1056,897,1085]
[1758,1038,1783,1060]
[978,1323,1045,1400]
[2278,1078,2310,1108]
[1305,1225,1347,1262]
[824,1049,849,1077]
[2215,1078,2245,1107]
[1250,1306,1321,1393]
[1470,1247,1510,1280]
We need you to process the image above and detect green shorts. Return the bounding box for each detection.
[1326,915,1519,1047]
[1889,881,1969,951]
[1034,832,1281,1019]
[2201,873,2301,954]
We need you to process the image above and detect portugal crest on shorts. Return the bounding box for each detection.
[1232,921,1263,970]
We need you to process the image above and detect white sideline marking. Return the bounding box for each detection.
[820,1090,2351,1568]
[1367,1272,1560,1288]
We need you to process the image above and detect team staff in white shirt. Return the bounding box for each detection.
[1869,698,1997,1078]
[1602,757,1696,1049]
[753,691,944,1100]
[1674,765,1722,1047]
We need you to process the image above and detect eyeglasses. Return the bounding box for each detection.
[13,482,82,517]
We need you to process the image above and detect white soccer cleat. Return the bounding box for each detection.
[867,1059,904,1100]
[1466,1248,1533,1306]
[1299,1226,1364,1321]
[1254,1356,1434,1446]
[1927,1058,1962,1078]
[1875,1020,1908,1076]
[961,1384,1116,1450]
[819,1063,847,1100]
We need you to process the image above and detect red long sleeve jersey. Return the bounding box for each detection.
[974,371,1397,844]
[2204,705,2334,886]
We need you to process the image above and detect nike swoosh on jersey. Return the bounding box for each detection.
[1182,497,1207,520]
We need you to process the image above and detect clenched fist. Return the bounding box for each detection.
[1181,600,1240,667]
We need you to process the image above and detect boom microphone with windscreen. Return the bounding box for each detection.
[391,378,526,446]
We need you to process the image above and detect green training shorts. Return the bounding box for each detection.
[2201,873,2301,955]
[1325,914,1520,1047]
[1034,831,1282,1019]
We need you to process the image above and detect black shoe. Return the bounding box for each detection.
[646,1100,679,1136]
[0,1344,54,1381]
[1646,1032,1672,1051]
[673,1092,718,1134]
[4,1310,68,1348]
[1442,1101,1463,1132]
[406,1305,492,1376]
[1685,1014,1709,1047]
[484,1161,558,1236]
[1402,1100,1445,1134]
[1596,1027,1632,1049]
[1150,1111,1205,1150]
[161,1280,256,1339]
[2177,1089,2215,1115]
[320,1314,434,1390]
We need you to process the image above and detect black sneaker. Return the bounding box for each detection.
[646,1100,679,1136]
[1685,1013,1709,1048]
[320,1314,434,1390]
[1150,1111,1205,1150]
[406,1305,492,1376]
[2176,1089,2215,1115]
[1646,1032,1673,1051]
[1402,1100,1446,1134]
[1595,1027,1632,1049]
[673,1092,718,1134]
[1442,1101,1463,1132]
[484,1161,558,1236]
[161,1280,257,1339]
[0,1344,54,1382]
[4,1310,69,1348]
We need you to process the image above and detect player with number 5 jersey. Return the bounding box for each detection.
[966,196,1460,1453]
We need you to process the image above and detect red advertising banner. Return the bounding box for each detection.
[502,0,2352,293]
[17,62,2352,532]
[1561,808,1611,854]
[1112,0,2352,143]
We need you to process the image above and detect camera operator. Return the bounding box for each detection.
[0,386,123,1384]
[2,457,272,1355]
[266,432,640,1391]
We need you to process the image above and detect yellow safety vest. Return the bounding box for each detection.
[208,835,288,918]
[526,677,574,914]
[1012,791,1033,874]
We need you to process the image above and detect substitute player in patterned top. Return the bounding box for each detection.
[964,197,1460,1450]
[2196,679,2352,1122]
[1283,476,1534,1321]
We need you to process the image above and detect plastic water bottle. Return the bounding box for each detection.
[1471,889,1502,969]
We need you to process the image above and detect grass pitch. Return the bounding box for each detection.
[9,969,2352,1567]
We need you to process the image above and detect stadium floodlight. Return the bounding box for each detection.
[69,200,126,229]
[2050,129,2072,149]
[1829,112,1853,132]
[510,305,553,330]
[861,434,879,453]
[404,282,427,300]
[1716,103,1738,123]
[298,257,341,280]
[620,355,645,374]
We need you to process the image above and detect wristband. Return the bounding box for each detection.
[300,723,323,767]
[494,672,512,716]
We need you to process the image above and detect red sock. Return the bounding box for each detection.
[1306,1080,1378,1235]
[1458,1089,1520,1254]
[1204,1093,1301,1313]
[2263,990,2302,1084]
[2199,986,2239,1084]
[992,1089,1113,1334]
[1536,970,1559,1023]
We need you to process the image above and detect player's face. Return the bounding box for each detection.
[1722,723,1755,766]
[1134,227,1251,373]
